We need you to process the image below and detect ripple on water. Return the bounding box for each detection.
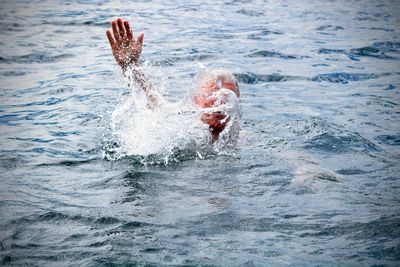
[256,117,381,154]
[7,211,127,229]
[247,50,308,59]
[0,71,27,76]
[304,131,379,153]
[0,52,75,64]
[235,71,395,84]
[236,9,264,17]
[316,25,345,31]
[335,169,369,175]
[41,20,110,27]
[93,216,121,225]
[152,53,215,66]
[247,29,283,40]
[318,41,400,60]
[0,156,26,170]
[311,72,393,84]
[375,134,400,146]
[234,72,305,84]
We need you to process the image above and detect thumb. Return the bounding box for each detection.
[137,33,144,47]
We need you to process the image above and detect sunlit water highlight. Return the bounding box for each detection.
[0,0,399,266]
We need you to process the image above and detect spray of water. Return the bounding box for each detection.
[103,63,241,165]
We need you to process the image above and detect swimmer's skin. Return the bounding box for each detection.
[106,18,161,108]
[106,18,240,140]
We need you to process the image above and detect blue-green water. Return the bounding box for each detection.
[1,0,399,265]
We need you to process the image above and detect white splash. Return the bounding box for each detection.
[205,88,242,153]
[106,66,242,164]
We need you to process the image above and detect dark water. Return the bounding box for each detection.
[1,0,400,265]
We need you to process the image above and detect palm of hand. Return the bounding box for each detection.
[106,18,144,68]
[113,42,140,67]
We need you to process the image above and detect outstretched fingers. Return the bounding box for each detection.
[107,18,145,67]
[117,18,125,39]
[111,20,121,44]
[124,20,133,41]
[106,30,115,48]
[137,32,144,48]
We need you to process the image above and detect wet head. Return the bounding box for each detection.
[195,69,240,105]
[193,69,240,141]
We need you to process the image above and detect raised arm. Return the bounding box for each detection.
[106,18,162,108]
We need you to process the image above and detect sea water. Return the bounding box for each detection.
[0,0,399,265]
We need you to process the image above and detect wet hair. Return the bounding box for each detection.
[207,69,240,97]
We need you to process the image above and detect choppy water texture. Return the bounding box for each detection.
[1,0,400,265]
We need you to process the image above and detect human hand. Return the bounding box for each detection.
[201,111,227,131]
[106,18,144,68]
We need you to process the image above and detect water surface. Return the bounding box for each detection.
[1,0,399,265]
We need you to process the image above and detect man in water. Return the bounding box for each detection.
[106,18,240,142]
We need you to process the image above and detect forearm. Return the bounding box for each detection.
[106,18,161,108]
[123,63,163,109]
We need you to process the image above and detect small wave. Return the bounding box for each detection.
[149,48,215,66]
[120,221,150,229]
[370,27,395,32]
[36,158,97,167]
[247,29,283,40]
[9,243,42,249]
[0,71,27,76]
[292,165,341,191]
[318,41,400,60]
[325,215,400,240]
[247,50,307,59]
[234,71,390,84]
[8,212,124,227]
[0,156,26,170]
[375,134,400,146]
[259,117,381,154]
[304,132,379,153]
[311,72,392,84]
[0,113,23,126]
[371,41,400,52]
[3,97,66,109]
[292,164,341,185]
[26,147,90,161]
[152,54,215,66]
[354,15,379,22]
[234,72,306,84]
[65,20,110,27]
[140,247,165,254]
[49,130,81,137]
[10,137,54,144]
[40,16,110,27]
[38,211,83,221]
[316,25,344,31]
[94,216,121,225]
[384,84,396,90]
[1,256,11,264]
[318,48,344,55]
[335,169,368,175]
[236,9,264,17]
[88,240,110,248]
[350,46,395,60]
[0,22,24,33]
[63,233,87,242]
[0,52,75,64]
